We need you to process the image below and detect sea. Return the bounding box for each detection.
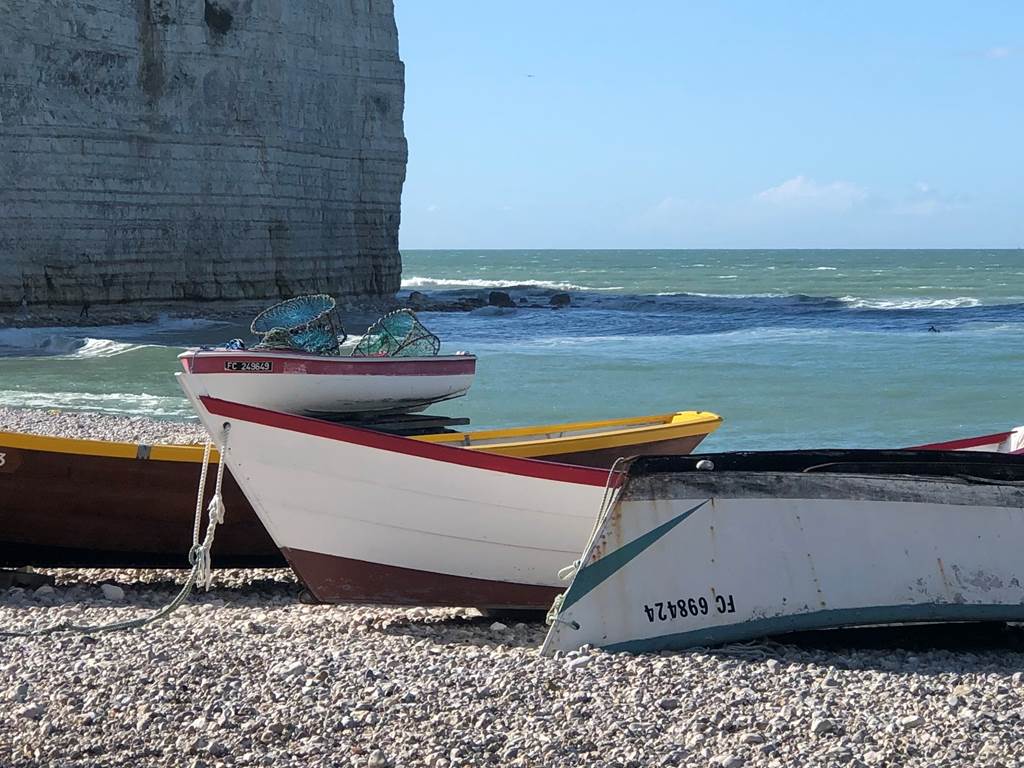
[1,249,1021,451]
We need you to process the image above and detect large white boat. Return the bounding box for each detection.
[177,373,615,608]
[543,450,1024,654]
[178,348,476,417]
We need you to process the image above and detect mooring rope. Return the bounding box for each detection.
[0,425,230,638]
[547,456,632,627]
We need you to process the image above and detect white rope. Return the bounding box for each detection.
[0,425,231,638]
[546,457,633,626]
[555,457,632,583]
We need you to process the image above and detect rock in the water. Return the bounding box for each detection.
[549,292,571,308]
[488,291,516,308]
[100,584,125,601]
[407,291,429,308]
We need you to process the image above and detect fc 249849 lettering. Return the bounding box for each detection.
[643,593,736,623]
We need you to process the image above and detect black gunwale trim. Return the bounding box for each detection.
[627,449,1024,484]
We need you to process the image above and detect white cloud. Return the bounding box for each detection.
[425,204,440,213]
[893,182,967,217]
[985,46,1012,59]
[756,176,868,211]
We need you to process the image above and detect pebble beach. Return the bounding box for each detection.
[3,408,1024,767]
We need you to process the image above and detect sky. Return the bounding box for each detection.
[395,1,1023,250]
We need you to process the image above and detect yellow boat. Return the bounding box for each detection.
[0,409,721,568]
[418,410,722,467]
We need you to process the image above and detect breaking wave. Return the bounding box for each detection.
[838,296,982,310]
[401,276,622,291]
[0,330,153,358]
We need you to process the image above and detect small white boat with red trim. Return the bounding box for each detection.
[913,426,1024,454]
[179,297,477,417]
[178,349,476,418]
[177,373,616,609]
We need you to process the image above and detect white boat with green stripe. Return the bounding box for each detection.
[542,450,1024,654]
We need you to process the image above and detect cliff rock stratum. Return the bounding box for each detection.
[0,0,406,314]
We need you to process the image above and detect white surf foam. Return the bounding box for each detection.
[401,276,622,291]
[65,338,154,358]
[0,390,193,418]
[840,296,981,310]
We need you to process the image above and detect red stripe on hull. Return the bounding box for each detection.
[281,547,560,609]
[912,431,1012,451]
[200,396,616,487]
[182,352,476,377]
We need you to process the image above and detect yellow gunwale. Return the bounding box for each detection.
[0,409,722,463]
[415,410,723,458]
[0,430,214,463]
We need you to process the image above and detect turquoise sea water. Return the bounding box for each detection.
[1,250,1021,451]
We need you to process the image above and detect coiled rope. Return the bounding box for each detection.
[0,425,230,638]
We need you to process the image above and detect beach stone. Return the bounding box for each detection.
[549,292,571,308]
[273,660,306,679]
[657,697,679,711]
[7,551,1024,766]
[489,621,509,633]
[714,753,743,768]
[811,718,837,736]
[899,715,924,729]
[18,703,44,720]
[10,682,29,703]
[100,584,124,601]
[565,656,592,672]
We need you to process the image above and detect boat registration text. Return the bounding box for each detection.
[644,593,736,623]
[224,361,274,372]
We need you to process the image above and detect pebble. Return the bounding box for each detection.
[0,406,209,445]
[811,718,837,736]
[489,621,509,632]
[714,753,743,768]
[100,583,125,601]
[1,534,1024,766]
[899,714,925,729]
[565,655,592,672]
[10,681,29,702]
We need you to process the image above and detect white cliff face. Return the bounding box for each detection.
[0,0,406,311]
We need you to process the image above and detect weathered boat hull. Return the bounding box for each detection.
[0,435,280,568]
[179,350,477,417]
[0,407,713,569]
[543,451,1024,654]
[179,374,617,608]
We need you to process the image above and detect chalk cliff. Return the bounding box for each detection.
[0,0,406,313]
